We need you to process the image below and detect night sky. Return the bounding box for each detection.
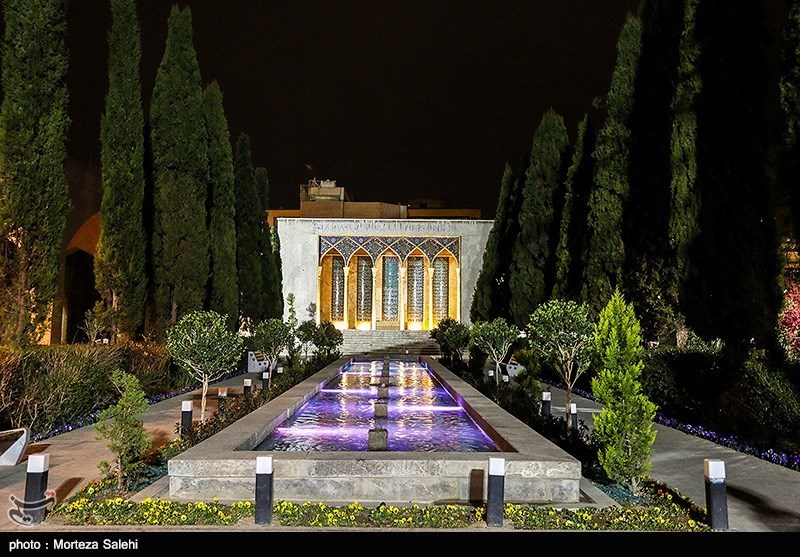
[66,0,649,217]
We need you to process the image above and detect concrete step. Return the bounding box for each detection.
[340,330,440,356]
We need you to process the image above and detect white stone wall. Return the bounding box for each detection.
[276,218,493,326]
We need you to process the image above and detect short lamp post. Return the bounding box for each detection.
[255,456,274,525]
[704,459,729,530]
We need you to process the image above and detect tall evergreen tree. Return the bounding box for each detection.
[203,81,238,330]
[624,0,685,342]
[781,0,800,253]
[234,133,264,326]
[471,163,517,322]
[669,0,701,322]
[149,6,210,336]
[95,0,147,340]
[255,166,282,319]
[592,289,656,495]
[509,110,570,326]
[0,0,70,345]
[553,116,595,300]
[582,15,643,315]
[683,1,782,361]
[271,226,283,312]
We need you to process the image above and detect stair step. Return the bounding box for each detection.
[339,330,440,356]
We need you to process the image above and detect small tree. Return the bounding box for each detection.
[296,319,317,362]
[312,321,344,364]
[470,319,520,384]
[166,310,243,420]
[81,301,111,343]
[284,293,301,367]
[95,370,151,492]
[432,318,471,366]
[527,299,594,421]
[592,289,657,495]
[251,318,293,389]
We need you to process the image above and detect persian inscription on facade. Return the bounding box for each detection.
[310,219,454,234]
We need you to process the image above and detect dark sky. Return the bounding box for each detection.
[67,0,645,217]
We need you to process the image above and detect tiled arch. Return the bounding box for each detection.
[319,235,460,265]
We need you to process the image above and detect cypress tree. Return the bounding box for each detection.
[592,289,656,495]
[669,0,701,327]
[683,1,782,361]
[95,0,147,340]
[255,166,282,319]
[552,116,595,300]
[471,163,517,322]
[234,133,264,326]
[509,110,570,326]
[271,226,284,313]
[781,0,800,254]
[203,81,238,330]
[624,0,685,342]
[149,6,210,336]
[0,0,70,345]
[582,15,643,315]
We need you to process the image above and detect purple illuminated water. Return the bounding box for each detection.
[255,361,499,452]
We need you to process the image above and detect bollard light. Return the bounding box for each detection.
[261,371,269,391]
[255,456,274,525]
[704,459,729,530]
[243,378,252,396]
[570,403,578,431]
[180,400,193,437]
[24,454,51,524]
[541,391,552,416]
[217,388,228,418]
[486,457,505,527]
[276,366,284,374]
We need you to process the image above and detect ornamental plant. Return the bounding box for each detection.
[94,370,151,492]
[312,321,343,363]
[592,290,656,495]
[526,299,594,421]
[251,318,293,389]
[167,311,244,420]
[431,317,470,365]
[470,319,520,384]
[296,320,317,362]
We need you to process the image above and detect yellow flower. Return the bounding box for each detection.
[181,515,187,521]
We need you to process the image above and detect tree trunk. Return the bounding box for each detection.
[565,387,572,424]
[200,379,208,421]
[117,455,123,493]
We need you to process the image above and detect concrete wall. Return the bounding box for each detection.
[276,218,493,326]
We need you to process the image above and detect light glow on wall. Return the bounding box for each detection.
[408,322,423,331]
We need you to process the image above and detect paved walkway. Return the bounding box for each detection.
[2,370,799,532]
[0,372,262,531]
[546,386,800,532]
